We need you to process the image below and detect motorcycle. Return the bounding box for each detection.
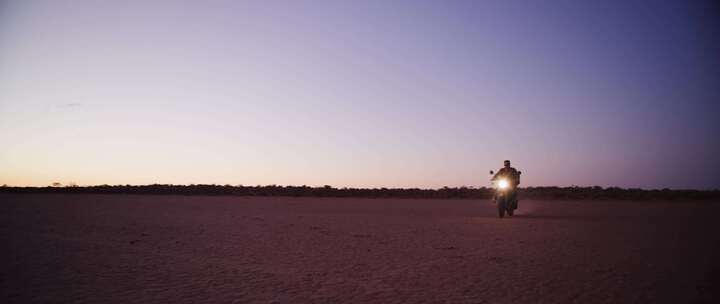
[489,170,521,218]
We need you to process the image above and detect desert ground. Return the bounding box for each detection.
[1,194,718,303]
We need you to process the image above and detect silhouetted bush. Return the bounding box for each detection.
[0,184,718,200]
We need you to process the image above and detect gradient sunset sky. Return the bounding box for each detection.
[1,0,718,189]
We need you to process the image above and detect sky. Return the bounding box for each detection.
[1,0,718,189]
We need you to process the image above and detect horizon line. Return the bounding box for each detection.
[2,183,717,192]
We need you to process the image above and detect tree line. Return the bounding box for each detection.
[1,184,718,200]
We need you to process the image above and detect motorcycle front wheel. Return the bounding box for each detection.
[497,197,506,218]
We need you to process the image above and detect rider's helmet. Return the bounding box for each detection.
[504,160,511,167]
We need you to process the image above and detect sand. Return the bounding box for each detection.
[1,194,719,303]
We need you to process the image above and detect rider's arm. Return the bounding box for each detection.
[492,168,504,181]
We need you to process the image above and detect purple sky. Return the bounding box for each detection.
[1,0,718,189]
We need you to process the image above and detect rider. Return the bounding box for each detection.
[492,160,521,209]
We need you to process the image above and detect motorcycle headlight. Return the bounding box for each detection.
[498,179,509,189]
